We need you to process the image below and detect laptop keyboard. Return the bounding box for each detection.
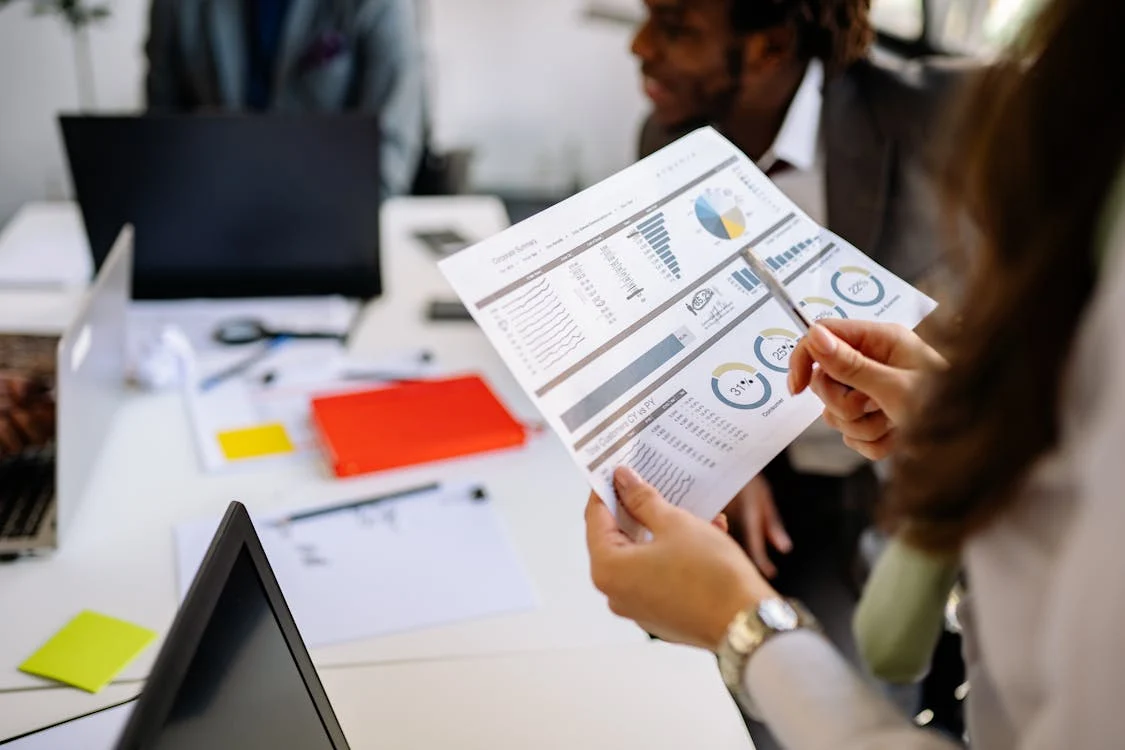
[0,445,55,540]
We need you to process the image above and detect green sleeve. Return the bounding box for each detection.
[852,537,960,684]
[1095,163,1125,271]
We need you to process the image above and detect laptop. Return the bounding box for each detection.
[58,115,382,301]
[0,501,350,749]
[0,226,131,558]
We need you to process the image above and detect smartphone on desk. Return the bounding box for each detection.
[414,229,471,257]
[426,299,474,322]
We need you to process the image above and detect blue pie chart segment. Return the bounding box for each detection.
[695,190,746,240]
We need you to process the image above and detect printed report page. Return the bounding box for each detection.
[440,127,935,523]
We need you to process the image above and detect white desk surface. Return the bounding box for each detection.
[0,196,643,693]
[0,643,753,748]
[0,202,92,289]
[0,197,750,750]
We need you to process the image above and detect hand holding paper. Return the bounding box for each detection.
[440,127,935,523]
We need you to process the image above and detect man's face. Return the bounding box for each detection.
[632,0,744,128]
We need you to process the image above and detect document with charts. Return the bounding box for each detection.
[440,127,936,524]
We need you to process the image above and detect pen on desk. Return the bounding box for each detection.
[199,337,288,392]
[272,482,487,526]
[259,369,429,386]
[259,349,435,387]
[742,250,814,334]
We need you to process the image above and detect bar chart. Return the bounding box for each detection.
[635,212,681,279]
[730,267,761,293]
[762,237,816,272]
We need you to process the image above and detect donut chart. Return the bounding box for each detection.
[799,296,848,321]
[711,362,773,410]
[831,266,886,307]
[754,328,800,373]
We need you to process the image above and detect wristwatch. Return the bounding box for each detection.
[717,598,820,708]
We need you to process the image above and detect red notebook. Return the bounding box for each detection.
[310,375,528,478]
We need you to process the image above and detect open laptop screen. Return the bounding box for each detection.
[145,547,336,749]
[2,502,347,749]
[59,116,382,300]
[114,501,348,749]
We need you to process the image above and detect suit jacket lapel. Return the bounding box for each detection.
[207,0,247,107]
[824,63,893,254]
[274,0,322,93]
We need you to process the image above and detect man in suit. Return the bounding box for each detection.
[631,0,969,581]
[145,0,425,198]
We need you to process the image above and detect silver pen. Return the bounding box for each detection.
[742,249,814,335]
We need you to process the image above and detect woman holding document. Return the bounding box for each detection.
[586,0,1125,746]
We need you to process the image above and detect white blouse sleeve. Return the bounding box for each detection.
[1016,206,1125,750]
[740,211,1125,750]
[743,630,958,749]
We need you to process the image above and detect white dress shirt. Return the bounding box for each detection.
[758,60,864,476]
[759,59,827,226]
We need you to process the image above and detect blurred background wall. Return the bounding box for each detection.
[0,0,1041,225]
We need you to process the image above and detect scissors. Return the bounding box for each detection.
[212,318,348,346]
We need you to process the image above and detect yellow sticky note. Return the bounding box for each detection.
[19,610,156,693]
[217,423,295,461]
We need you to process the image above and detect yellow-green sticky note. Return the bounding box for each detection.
[217,423,295,461]
[19,610,157,693]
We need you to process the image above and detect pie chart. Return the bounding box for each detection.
[695,189,746,240]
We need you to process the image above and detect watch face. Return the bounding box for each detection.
[758,599,799,631]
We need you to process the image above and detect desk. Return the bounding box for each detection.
[0,196,642,691]
[0,644,752,748]
[0,203,92,289]
[0,197,751,748]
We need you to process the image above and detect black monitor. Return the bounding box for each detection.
[59,115,382,300]
[0,502,350,749]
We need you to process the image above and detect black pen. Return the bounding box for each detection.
[259,349,435,387]
[271,482,487,526]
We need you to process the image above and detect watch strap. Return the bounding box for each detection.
[718,598,820,715]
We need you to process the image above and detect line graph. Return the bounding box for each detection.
[618,441,696,507]
[496,279,586,372]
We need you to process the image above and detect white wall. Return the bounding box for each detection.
[0,0,647,225]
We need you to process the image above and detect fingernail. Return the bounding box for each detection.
[809,324,837,354]
[787,370,796,395]
[778,533,793,553]
[614,466,642,491]
[863,399,879,414]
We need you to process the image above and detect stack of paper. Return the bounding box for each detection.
[173,483,538,646]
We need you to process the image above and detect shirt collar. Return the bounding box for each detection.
[757,59,824,173]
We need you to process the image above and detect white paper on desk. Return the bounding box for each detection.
[439,127,936,524]
[128,296,359,360]
[173,484,538,646]
[185,341,433,472]
[0,701,134,750]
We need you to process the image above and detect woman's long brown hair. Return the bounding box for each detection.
[888,0,1125,555]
